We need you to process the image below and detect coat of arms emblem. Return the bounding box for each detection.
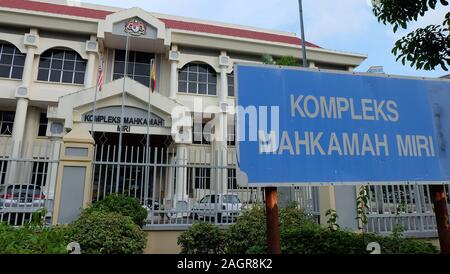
[124,18,146,36]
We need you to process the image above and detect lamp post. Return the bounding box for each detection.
[298,0,308,67]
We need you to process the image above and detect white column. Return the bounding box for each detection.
[214,113,228,194]
[165,156,176,204]
[217,51,229,194]
[169,45,180,100]
[12,35,37,145]
[84,51,96,88]
[219,53,228,105]
[84,36,98,89]
[8,30,38,183]
[174,144,188,205]
[46,137,62,200]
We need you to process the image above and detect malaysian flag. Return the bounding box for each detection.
[150,59,157,93]
[97,55,105,92]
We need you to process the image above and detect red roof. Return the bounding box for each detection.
[0,0,320,48]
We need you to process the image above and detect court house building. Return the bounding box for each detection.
[0,0,367,243]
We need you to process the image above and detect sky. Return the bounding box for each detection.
[77,0,449,78]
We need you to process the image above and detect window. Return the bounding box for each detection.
[38,49,86,84]
[227,168,237,189]
[0,111,14,135]
[179,63,217,95]
[113,50,154,87]
[189,167,211,189]
[0,43,25,79]
[193,121,212,145]
[31,158,48,186]
[38,113,48,137]
[227,122,235,146]
[0,159,7,185]
[200,195,210,203]
[228,73,234,97]
[223,195,240,204]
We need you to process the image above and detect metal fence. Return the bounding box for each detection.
[0,138,446,239]
[91,144,320,228]
[365,184,449,237]
[0,141,59,226]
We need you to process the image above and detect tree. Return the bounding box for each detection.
[262,54,300,67]
[372,0,450,71]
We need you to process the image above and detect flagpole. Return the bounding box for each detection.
[90,53,102,134]
[116,34,129,191]
[144,59,153,207]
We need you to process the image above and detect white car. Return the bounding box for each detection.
[191,194,242,222]
[0,184,46,209]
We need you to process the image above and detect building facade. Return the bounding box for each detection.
[0,0,367,228]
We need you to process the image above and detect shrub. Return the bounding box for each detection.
[0,222,67,254]
[226,205,266,254]
[365,234,438,254]
[86,194,148,226]
[226,204,314,254]
[178,222,227,254]
[65,210,147,254]
[281,224,365,254]
[281,224,438,254]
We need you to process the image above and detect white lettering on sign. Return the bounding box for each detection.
[260,131,434,158]
[290,95,399,122]
[260,94,433,159]
[82,106,165,128]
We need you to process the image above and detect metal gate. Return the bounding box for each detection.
[366,184,450,237]
[0,141,59,226]
[91,144,320,228]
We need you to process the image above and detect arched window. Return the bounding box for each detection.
[113,50,154,87]
[228,72,234,97]
[0,43,25,80]
[179,63,217,95]
[37,49,86,84]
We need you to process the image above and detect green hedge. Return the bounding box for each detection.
[281,225,438,254]
[0,194,149,254]
[178,205,439,254]
[178,222,227,254]
[65,210,147,254]
[86,194,148,226]
[0,223,67,254]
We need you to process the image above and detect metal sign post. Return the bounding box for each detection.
[430,185,450,253]
[265,187,281,254]
[263,0,309,254]
[235,63,450,254]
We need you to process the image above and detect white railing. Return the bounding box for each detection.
[366,184,449,237]
[91,144,320,227]
[0,141,59,226]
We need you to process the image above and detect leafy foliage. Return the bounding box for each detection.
[65,210,147,254]
[178,204,438,254]
[392,24,449,71]
[262,55,300,67]
[0,222,67,254]
[178,222,227,254]
[226,205,267,254]
[86,194,148,226]
[281,224,438,254]
[182,204,314,254]
[356,186,370,232]
[325,209,340,231]
[372,0,449,71]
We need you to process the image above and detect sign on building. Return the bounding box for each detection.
[235,63,450,186]
[82,106,165,128]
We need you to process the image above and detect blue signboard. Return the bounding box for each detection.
[235,63,450,186]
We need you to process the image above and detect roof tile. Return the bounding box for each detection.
[0,0,320,47]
